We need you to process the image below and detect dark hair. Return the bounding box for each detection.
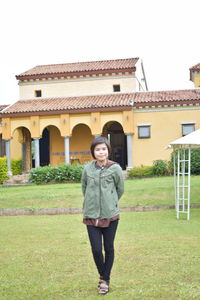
[90,136,111,159]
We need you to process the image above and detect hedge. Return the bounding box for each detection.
[0,157,9,184]
[29,163,84,184]
[171,148,200,175]
[11,159,22,175]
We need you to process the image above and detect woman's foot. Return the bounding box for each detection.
[98,278,104,288]
[98,280,109,295]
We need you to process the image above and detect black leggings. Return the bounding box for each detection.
[86,220,118,282]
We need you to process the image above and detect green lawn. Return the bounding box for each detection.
[0,176,200,210]
[1,210,200,299]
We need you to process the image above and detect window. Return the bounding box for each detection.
[182,123,195,136]
[113,84,120,92]
[138,125,151,138]
[35,90,42,97]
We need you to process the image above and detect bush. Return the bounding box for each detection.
[29,164,84,184]
[0,157,9,184]
[11,159,22,175]
[170,149,200,175]
[152,160,169,176]
[128,165,154,178]
[191,149,200,174]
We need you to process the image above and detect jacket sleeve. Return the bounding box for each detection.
[113,165,124,200]
[81,167,87,196]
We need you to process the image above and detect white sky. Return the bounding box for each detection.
[0,0,199,105]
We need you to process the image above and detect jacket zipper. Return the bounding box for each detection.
[99,166,104,219]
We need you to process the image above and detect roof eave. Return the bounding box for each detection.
[0,105,133,118]
[16,67,136,81]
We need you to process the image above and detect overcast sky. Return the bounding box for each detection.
[0,0,199,105]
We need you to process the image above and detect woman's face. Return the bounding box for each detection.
[94,143,109,163]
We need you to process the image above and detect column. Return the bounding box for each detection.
[34,138,40,168]
[94,134,101,139]
[22,142,26,171]
[64,136,70,164]
[126,134,133,169]
[5,140,12,175]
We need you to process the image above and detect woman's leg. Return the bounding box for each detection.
[102,220,119,282]
[86,225,104,278]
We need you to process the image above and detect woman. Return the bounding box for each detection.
[81,136,124,295]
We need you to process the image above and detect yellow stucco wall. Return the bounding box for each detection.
[193,75,200,88]
[10,130,21,159]
[46,123,94,165]
[49,126,64,166]
[4,107,200,168]
[19,75,136,99]
[133,108,200,166]
[70,124,93,163]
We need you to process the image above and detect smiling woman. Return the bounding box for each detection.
[81,136,124,295]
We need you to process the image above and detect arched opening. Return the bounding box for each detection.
[102,121,127,170]
[39,128,50,166]
[38,125,64,167]
[70,124,93,164]
[13,127,32,171]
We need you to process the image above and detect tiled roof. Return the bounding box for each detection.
[1,93,134,115]
[133,89,200,106]
[190,63,200,72]
[16,58,139,80]
[0,105,8,112]
[2,89,200,116]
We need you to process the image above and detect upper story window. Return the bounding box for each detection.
[137,124,151,139]
[113,84,120,92]
[35,90,42,97]
[181,122,195,136]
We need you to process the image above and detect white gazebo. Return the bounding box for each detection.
[168,129,200,220]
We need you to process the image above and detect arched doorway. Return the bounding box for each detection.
[39,128,50,166]
[70,124,93,164]
[38,126,64,166]
[102,121,127,170]
[13,127,32,171]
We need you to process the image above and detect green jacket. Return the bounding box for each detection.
[81,161,124,219]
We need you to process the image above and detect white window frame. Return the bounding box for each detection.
[137,123,151,139]
[181,122,195,136]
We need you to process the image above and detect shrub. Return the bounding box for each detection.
[29,163,84,184]
[11,159,22,175]
[191,149,200,174]
[170,149,200,175]
[128,165,154,178]
[0,157,9,184]
[152,160,169,176]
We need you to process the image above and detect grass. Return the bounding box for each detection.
[0,210,200,299]
[0,176,200,210]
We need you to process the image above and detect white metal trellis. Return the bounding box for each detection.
[174,148,191,220]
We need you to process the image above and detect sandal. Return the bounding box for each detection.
[98,280,109,295]
[98,278,104,288]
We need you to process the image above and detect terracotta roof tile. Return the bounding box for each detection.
[0,105,8,112]
[16,58,139,80]
[1,93,134,115]
[134,89,200,106]
[190,63,200,72]
[2,89,200,116]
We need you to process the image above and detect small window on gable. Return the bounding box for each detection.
[35,90,42,97]
[113,84,120,92]
[182,123,195,136]
[138,125,151,139]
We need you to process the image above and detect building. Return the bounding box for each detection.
[1,58,200,173]
[190,63,200,88]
